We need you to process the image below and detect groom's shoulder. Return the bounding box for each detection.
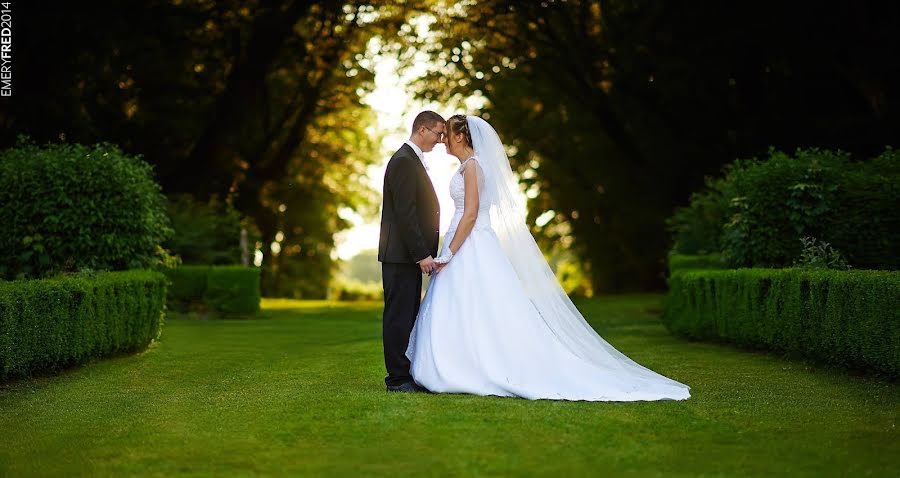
[387,145,415,167]
[391,143,415,160]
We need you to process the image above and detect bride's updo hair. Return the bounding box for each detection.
[447,114,472,147]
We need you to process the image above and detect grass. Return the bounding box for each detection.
[0,294,897,477]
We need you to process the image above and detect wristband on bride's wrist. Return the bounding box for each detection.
[435,250,453,263]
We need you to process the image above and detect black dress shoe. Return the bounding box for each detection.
[387,382,429,393]
[410,382,430,393]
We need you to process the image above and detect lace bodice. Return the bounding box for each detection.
[447,157,492,237]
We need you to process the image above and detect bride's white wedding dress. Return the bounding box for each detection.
[405,116,690,402]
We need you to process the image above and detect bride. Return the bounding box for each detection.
[405,115,690,401]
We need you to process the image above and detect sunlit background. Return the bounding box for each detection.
[334,34,488,261]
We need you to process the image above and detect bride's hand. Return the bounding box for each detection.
[434,250,454,264]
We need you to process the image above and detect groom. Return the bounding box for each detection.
[378,111,445,393]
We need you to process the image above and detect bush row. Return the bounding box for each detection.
[163,265,260,317]
[0,270,167,382]
[662,267,900,378]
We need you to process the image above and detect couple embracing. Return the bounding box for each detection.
[378,111,690,402]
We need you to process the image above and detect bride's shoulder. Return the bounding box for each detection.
[459,156,480,171]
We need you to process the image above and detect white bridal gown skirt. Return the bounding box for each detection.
[406,226,691,402]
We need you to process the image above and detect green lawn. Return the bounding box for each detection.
[1,295,897,477]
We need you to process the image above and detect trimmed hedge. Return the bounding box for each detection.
[206,267,261,316]
[164,265,209,308]
[0,270,167,381]
[162,265,260,317]
[663,268,900,378]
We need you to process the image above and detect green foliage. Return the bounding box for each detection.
[722,148,848,267]
[663,268,900,378]
[163,265,209,309]
[409,1,898,291]
[555,260,594,298]
[1,3,396,299]
[338,249,381,284]
[827,147,900,268]
[258,105,382,299]
[164,194,253,265]
[793,237,850,270]
[331,250,383,301]
[328,276,383,301]
[0,270,167,381]
[670,147,900,269]
[206,266,262,317]
[667,177,730,255]
[0,138,174,280]
[162,265,260,318]
[667,253,728,276]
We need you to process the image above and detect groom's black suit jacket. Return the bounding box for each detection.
[378,143,440,263]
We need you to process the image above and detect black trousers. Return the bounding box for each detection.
[381,262,422,387]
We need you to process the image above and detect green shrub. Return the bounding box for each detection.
[722,148,844,267]
[722,148,899,269]
[825,148,900,268]
[162,265,260,317]
[206,266,261,317]
[793,236,850,270]
[164,194,255,265]
[329,276,383,301]
[663,268,900,378]
[668,147,900,270]
[667,176,730,255]
[162,265,209,308]
[0,137,174,280]
[0,270,167,381]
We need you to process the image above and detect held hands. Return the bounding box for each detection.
[434,250,454,264]
[418,256,437,275]
[418,250,453,276]
[431,250,454,275]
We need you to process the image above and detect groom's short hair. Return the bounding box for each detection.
[411,111,445,134]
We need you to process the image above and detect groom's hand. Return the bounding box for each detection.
[417,256,437,275]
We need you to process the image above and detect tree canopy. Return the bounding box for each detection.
[2,0,896,294]
[2,0,415,296]
[409,0,899,290]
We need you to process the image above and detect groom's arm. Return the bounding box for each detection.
[388,156,431,262]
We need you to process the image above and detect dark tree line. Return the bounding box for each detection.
[1,0,416,297]
[412,0,899,291]
[2,1,897,294]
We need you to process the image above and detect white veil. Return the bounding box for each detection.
[467,115,690,387]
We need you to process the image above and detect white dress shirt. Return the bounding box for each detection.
[403,140,432,264]
[403,140,428,170]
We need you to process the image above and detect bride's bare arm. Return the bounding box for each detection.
[447,162,480,255]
